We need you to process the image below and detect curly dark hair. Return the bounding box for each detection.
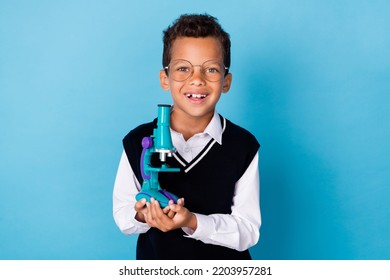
[162,14,231,70]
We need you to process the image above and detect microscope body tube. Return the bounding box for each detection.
[154,104,176,162]
[136,104,180,207]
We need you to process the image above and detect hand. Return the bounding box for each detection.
[162,198,184,218]
[145,198,197,232]
[134,197,184,223]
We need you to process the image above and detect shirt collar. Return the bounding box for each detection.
[169,106,223,144]
[204,111,223,145]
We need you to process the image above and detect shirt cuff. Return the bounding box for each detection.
[131,211,151,231]
[182,213,214,239]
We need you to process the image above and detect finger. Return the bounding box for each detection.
[169,202,187,214]
[150,198,163,220]
[162,200,173,214]
[145,201,156,226]
[134,198,147,211]
[164,200,175,217]
[168,204,180,214]
[162,206,170,214]
[177,198,185,206]
[166,209,175,219]
[151,199,176,230]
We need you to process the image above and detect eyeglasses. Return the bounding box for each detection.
[164,59,229,82]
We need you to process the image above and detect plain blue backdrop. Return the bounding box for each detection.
[1,0,389,260]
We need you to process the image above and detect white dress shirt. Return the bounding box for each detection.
[113,111,261,251]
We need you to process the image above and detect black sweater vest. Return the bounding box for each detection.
[123,116,260,260]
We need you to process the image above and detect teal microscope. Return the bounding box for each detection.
[136,104,180,208]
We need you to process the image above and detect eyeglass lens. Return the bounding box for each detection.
[166,60,227,82]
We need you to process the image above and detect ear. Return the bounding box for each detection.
[222,73,232,93]
[159,70,170,91]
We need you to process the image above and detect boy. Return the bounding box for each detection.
[113,14,261,260]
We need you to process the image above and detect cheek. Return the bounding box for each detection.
[169,81,185,94]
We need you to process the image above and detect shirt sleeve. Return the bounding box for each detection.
[113,151,150,235]
[182,151,261,251]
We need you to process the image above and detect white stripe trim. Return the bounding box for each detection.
[173,116,227,173]
[221,116,226,133]
[173,153,186,167]
[184,139,217,173]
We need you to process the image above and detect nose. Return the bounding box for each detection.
[189,65,206,85]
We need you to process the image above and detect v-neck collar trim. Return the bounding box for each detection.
[173,116,226,173]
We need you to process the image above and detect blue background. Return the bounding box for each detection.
[1,0,389,260]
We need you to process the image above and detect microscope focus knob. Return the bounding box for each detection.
[142,137,153,149]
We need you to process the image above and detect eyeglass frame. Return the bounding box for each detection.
[164,59,229,82]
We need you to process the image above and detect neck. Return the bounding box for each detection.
[170,110,214,141]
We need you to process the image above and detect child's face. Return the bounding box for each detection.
[160,37,232,121]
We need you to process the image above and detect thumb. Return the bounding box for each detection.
[134,198,147,211]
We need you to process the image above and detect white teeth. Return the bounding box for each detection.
[186,94,206,99]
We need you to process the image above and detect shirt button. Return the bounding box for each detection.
[184,147,190,153]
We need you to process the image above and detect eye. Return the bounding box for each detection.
[177,66,190,72]
[206,67,220,73]
[205,65,223,74]
[203,61,223,74]
[170,60,192,73]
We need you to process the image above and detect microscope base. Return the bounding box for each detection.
[136,189,179,208]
